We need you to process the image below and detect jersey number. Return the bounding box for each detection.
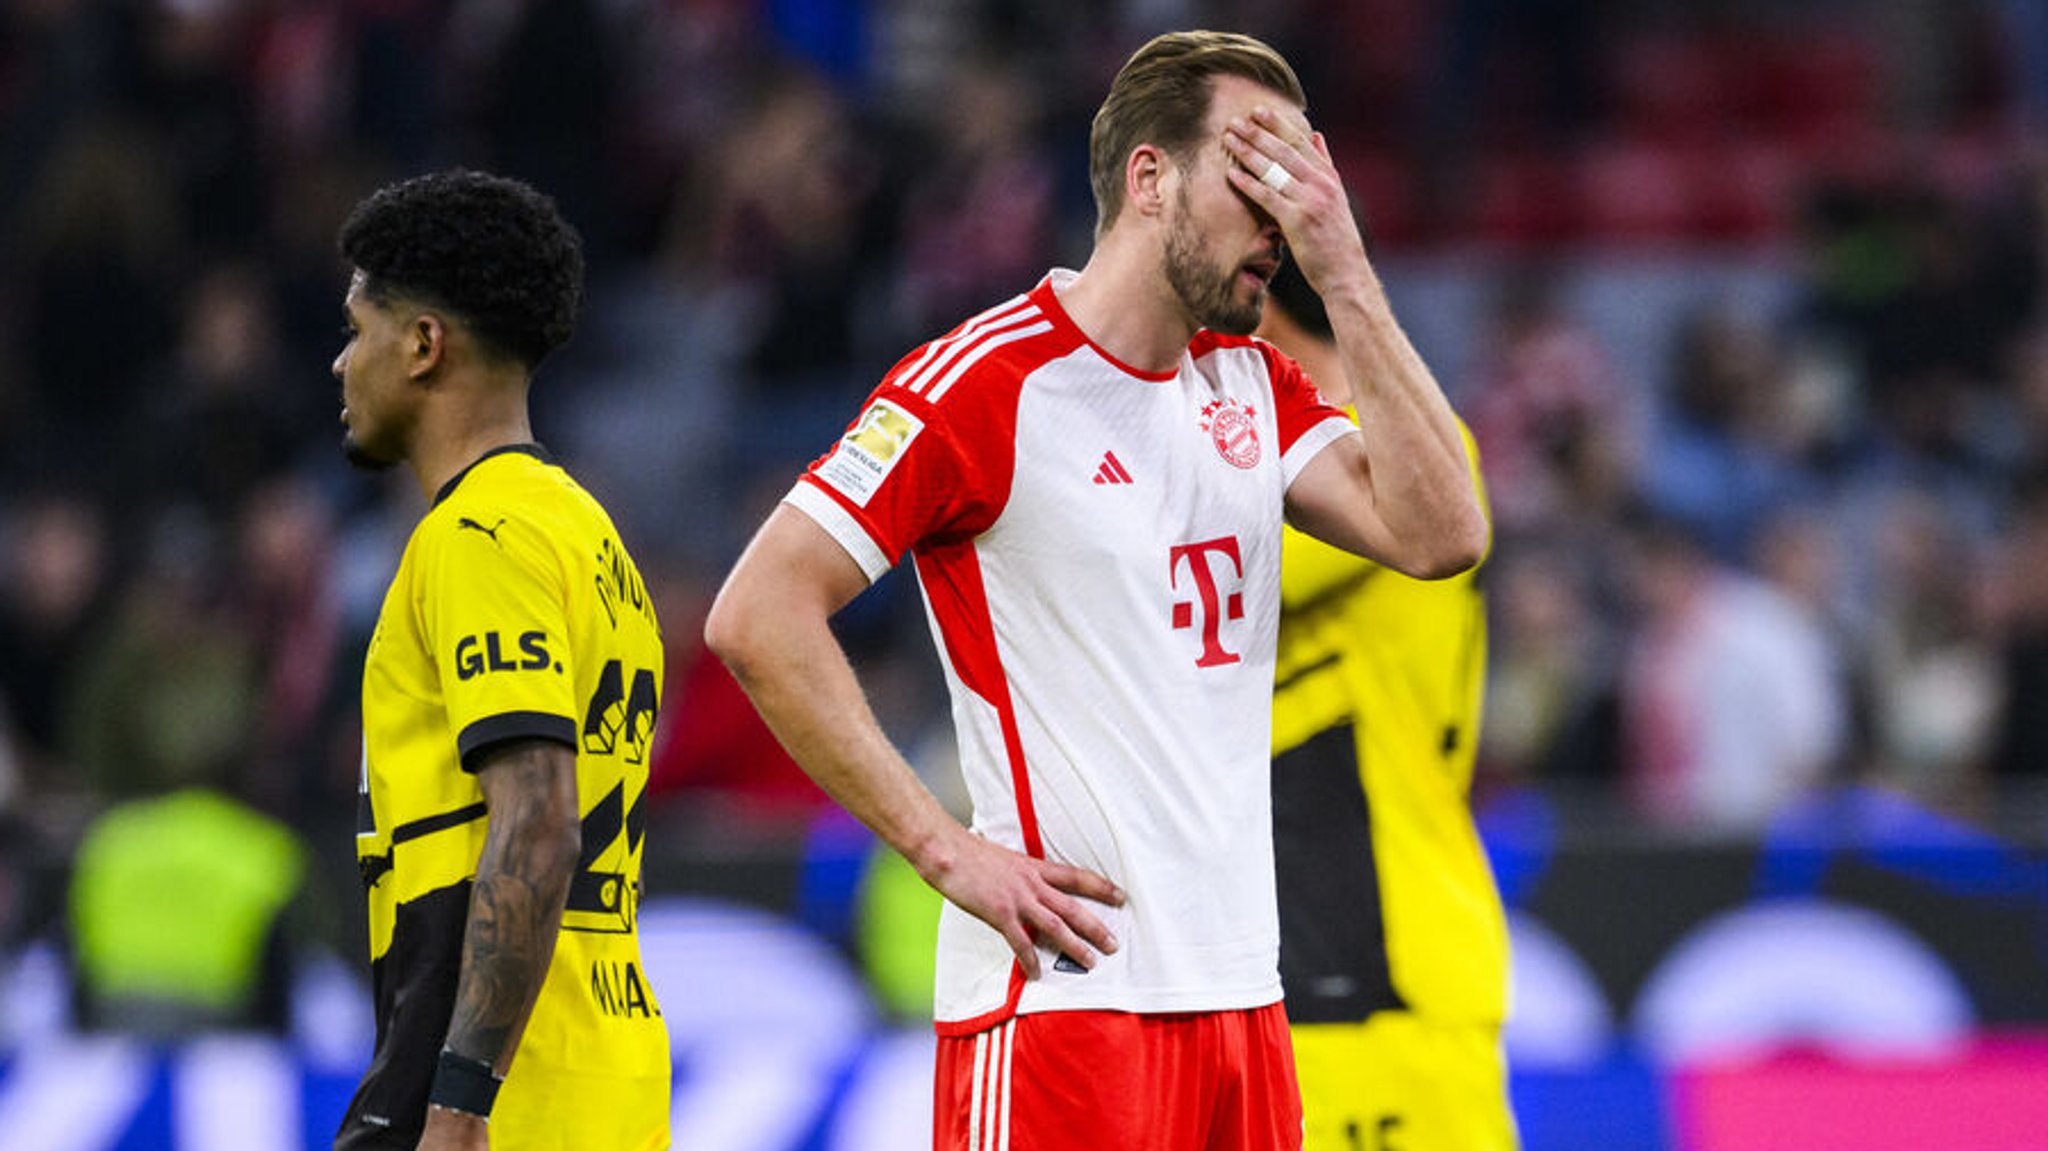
[563,779,647,934]
[564,660,656,934]
[581,659,658,764]
[1345,1116,1404,1151]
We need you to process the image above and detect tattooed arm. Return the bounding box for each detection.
[417,739,581,1150]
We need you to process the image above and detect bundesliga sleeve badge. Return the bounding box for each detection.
[818,398,926,506]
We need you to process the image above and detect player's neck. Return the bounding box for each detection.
[1061,239,1198,375]
[407,373,536,502]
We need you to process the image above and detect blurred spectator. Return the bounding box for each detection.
[1751,500,1863,658]
[15,119,177,469]
[1620,512,1849,833]
[672,65,890,482]
[1481,543,1618,786]
[61,509,258,804]
[0,491,110,798]
[1990,468,2048,781]
[0,0,139,230]
[1861,491,2003,812]
[889,56,1057,339]
[66,786,306,1038]
[1463,264,1632,541]
[230,478,354,825]
[134,0,267,252]
[124,262,323,525]
[1796,173,2039,469]
[2001,321,2048,475]
[1645,302,1816,561]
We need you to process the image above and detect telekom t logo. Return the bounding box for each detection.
[1169,536,1246,668]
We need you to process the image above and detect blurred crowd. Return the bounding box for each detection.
[3,0,2048,1030]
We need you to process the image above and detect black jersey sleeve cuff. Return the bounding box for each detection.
[457,711,578,771]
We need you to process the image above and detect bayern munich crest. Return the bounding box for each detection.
[1199,397,1261,469]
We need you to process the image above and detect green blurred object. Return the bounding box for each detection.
[68,787,305,1034]
[856,842,942,1022]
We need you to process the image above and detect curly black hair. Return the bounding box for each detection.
[339,169,584,369]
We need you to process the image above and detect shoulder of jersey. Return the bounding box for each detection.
[1192,329,1289,372]
[430,456,561,546]
[879,292,1070,411]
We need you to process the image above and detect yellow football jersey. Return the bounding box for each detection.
[339,446,670,1151]
[1271,421,1509,1028]
[1293,1013,1518,1151]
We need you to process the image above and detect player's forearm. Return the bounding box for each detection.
[708,585,963,884]
[1324,277,1488,575]
[444,743,579,1073]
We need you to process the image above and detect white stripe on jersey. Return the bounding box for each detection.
[901,297,1042,398]
[896,293,1031,389]
[926,320,1054,403]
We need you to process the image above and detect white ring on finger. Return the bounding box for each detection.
[1260,161,1294,193]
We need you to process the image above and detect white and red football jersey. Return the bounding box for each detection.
[788,270,1355,1031]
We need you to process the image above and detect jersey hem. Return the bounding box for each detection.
[935,984,1286,1035]
[932,963,1027,1036]
[937,983,1285,1030]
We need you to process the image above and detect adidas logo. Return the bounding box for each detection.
[1092,450,1134,485]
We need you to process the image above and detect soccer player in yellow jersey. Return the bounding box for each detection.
[331,170,670,1151]
[1262,256,1518,1151]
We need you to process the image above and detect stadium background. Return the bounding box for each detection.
[3,0,2048,1147]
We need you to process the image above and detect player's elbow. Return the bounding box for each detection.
[703,576,782,687]
[1399,504,1491,581]
[1440,506,1492,576]
[702,582,756,678]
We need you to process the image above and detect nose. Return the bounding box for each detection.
[331,348,347,380]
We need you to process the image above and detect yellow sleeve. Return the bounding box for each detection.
[415,507,581,767]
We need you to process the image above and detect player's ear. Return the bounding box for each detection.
[408,312,447,381]
[1127,144,1171,220]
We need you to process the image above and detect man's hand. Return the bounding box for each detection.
[915,823,1125,980]
[1221,106,1370,300]
[416,1105,489,1150]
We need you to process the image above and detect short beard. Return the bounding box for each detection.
[1163,188,1264,336]
[342,433,399,472]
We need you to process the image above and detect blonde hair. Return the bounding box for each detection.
[1088,30,1306,236]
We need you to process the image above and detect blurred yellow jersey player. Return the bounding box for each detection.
[332,170,669,1151]
[1260,259,1516,1151]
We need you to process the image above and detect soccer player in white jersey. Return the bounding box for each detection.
[707,30,1487,1150]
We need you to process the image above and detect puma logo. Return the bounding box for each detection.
[457,516,506,545]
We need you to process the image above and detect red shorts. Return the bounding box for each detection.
[934,1004,1303,1151]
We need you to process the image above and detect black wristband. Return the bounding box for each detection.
[428,1048,502,1119]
